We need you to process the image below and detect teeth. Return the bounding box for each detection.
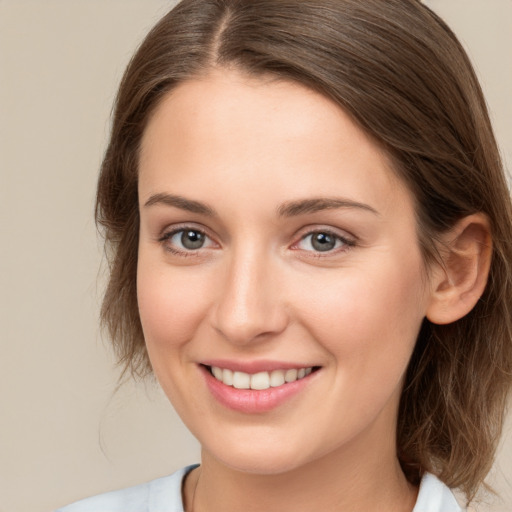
[210,366,314,390]
[285,369,298,382]
[232,371,251,389]
[250,371,270,390]
[223,368,234,386]
[212,366,223,380]
[269,370,285,387]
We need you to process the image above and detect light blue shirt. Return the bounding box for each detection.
[55,465,464,512]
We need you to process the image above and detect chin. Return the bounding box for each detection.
[199,428,325,476]
[214,451,306,476]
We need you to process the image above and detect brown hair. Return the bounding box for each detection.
[96,0,512,501]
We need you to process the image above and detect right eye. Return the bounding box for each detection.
[159,228,216,254]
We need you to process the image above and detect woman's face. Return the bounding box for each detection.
[137,69,434,474]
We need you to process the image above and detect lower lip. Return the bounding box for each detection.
[201,366,317,413]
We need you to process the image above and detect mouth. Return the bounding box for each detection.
[205,365,319,390]
[199,361,322,413]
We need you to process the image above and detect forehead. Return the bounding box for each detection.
[138,69,408,216]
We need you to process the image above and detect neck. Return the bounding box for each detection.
[185,432,417,512]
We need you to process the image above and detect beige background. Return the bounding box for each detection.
[0,1,510,511]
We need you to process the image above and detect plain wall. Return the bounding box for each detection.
[0,1,510,511]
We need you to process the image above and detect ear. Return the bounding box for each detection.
[426,213,492,325]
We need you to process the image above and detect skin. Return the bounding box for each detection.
[136,69,459,512]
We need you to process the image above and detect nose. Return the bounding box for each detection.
[211,246,289,345]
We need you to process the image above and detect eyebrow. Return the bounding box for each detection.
[143,193,379,218]
[144,193,217,216]
[277,197,379,217]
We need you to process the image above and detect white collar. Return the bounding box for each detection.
[413,472,464,512]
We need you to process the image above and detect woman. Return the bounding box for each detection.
[57,0,512,510]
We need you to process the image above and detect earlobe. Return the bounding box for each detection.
[426,214,492,325]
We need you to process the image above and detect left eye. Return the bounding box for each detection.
[166,229,214,251]
[296,231,350,252]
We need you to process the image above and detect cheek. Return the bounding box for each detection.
[293,256,427,374]
[136,258,211,354]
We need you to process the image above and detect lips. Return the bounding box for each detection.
[200,362,320,413]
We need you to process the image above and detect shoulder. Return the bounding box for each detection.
[413,472,465,512]
[55,465,198,512]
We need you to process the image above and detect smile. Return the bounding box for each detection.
[200,362,321,413]
[209,366,314,390]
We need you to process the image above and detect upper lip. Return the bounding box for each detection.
[200,359,319,374]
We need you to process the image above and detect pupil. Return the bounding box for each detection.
[312,233,335,252]
[181,230,204,250]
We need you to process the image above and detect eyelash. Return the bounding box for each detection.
[158,226,356,257]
